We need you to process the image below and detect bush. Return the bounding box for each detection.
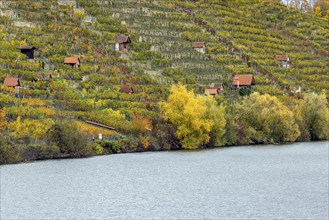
[0,138,22,164]
[92,143,107,155]
[45,122,94,158]
[22,143,59,161]
[150,118,180,151]
[98,137,139,153]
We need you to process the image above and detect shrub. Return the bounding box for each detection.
[22,143,59,161]
[0,138,22,164]
[45,122,94,158]
[98,137,139,154]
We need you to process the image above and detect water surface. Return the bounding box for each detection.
[1,142,328,219]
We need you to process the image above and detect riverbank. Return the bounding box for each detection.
[2,138,328,165]
[2,89,329,165]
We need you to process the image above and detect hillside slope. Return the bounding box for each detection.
[0,0,328,155]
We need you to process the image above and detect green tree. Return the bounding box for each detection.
[45,122,94,157]
[295,92,329,140]
[0,137,21,165]
[238,93,300,143]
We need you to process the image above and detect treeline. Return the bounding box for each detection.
[1,84,328,164]
[160,84,329,149]
[285,0,329,19]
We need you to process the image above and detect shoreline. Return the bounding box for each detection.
[2,140,328,166]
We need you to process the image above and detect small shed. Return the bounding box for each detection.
[17,46,36,59]
[204,83,223,96]
[232,74,255,88]
[120,86,134,94]
[113,35,131,51]
[3,77,20,88]
[274,55,291,68]
[192,42,206,54]
[64,57,80,68]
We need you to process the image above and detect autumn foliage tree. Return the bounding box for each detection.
[161,84,215,149]
[0,107,7,131]
[203,95,226,146]
[314,0,329,17]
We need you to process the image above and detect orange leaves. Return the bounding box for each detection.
[131,113,153,133]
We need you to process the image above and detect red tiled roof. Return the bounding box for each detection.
[120,86,133,94]
[192,42,206,48]
[113,35,131,43]
[274,55,289,61]
[3,77,20,87]
[232,74,255,86]
[64,57,80,64]
[17,46,36,50]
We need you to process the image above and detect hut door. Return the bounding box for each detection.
[115,43,120,51]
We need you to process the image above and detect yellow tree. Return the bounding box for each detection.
[0,107,7,131]
[131,113,153,134]
[9,116,28,139]
[161,84,213,149]
[315,0,329,16]
[203,95,226,146]
[314,6,323,16]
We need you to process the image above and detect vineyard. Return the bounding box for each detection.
[0,0,328,163]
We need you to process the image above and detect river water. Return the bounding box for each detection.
[1,142,328,219]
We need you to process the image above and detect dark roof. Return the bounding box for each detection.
[192,42,206,48]
[64,57,80,64]
[113,35,131,43]
[3,77,20,87]
[274,55,289,61]
[120,86,133,94]
[17,46,36,50]
[232,74,255,86]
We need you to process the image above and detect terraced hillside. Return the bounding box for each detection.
[191,0,329,94]
[0,0,328,159]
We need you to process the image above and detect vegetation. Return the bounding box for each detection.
[0,0,328,164]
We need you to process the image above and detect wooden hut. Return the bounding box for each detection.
[113,35,131,51]
[192,42,206,54]
[232,74,255,88]
[120,86,134,94]
[17,46,36,59]
[204,83,223,96]
[64,57,80,68]
[274,55,291,68]
[3,77,20,88]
